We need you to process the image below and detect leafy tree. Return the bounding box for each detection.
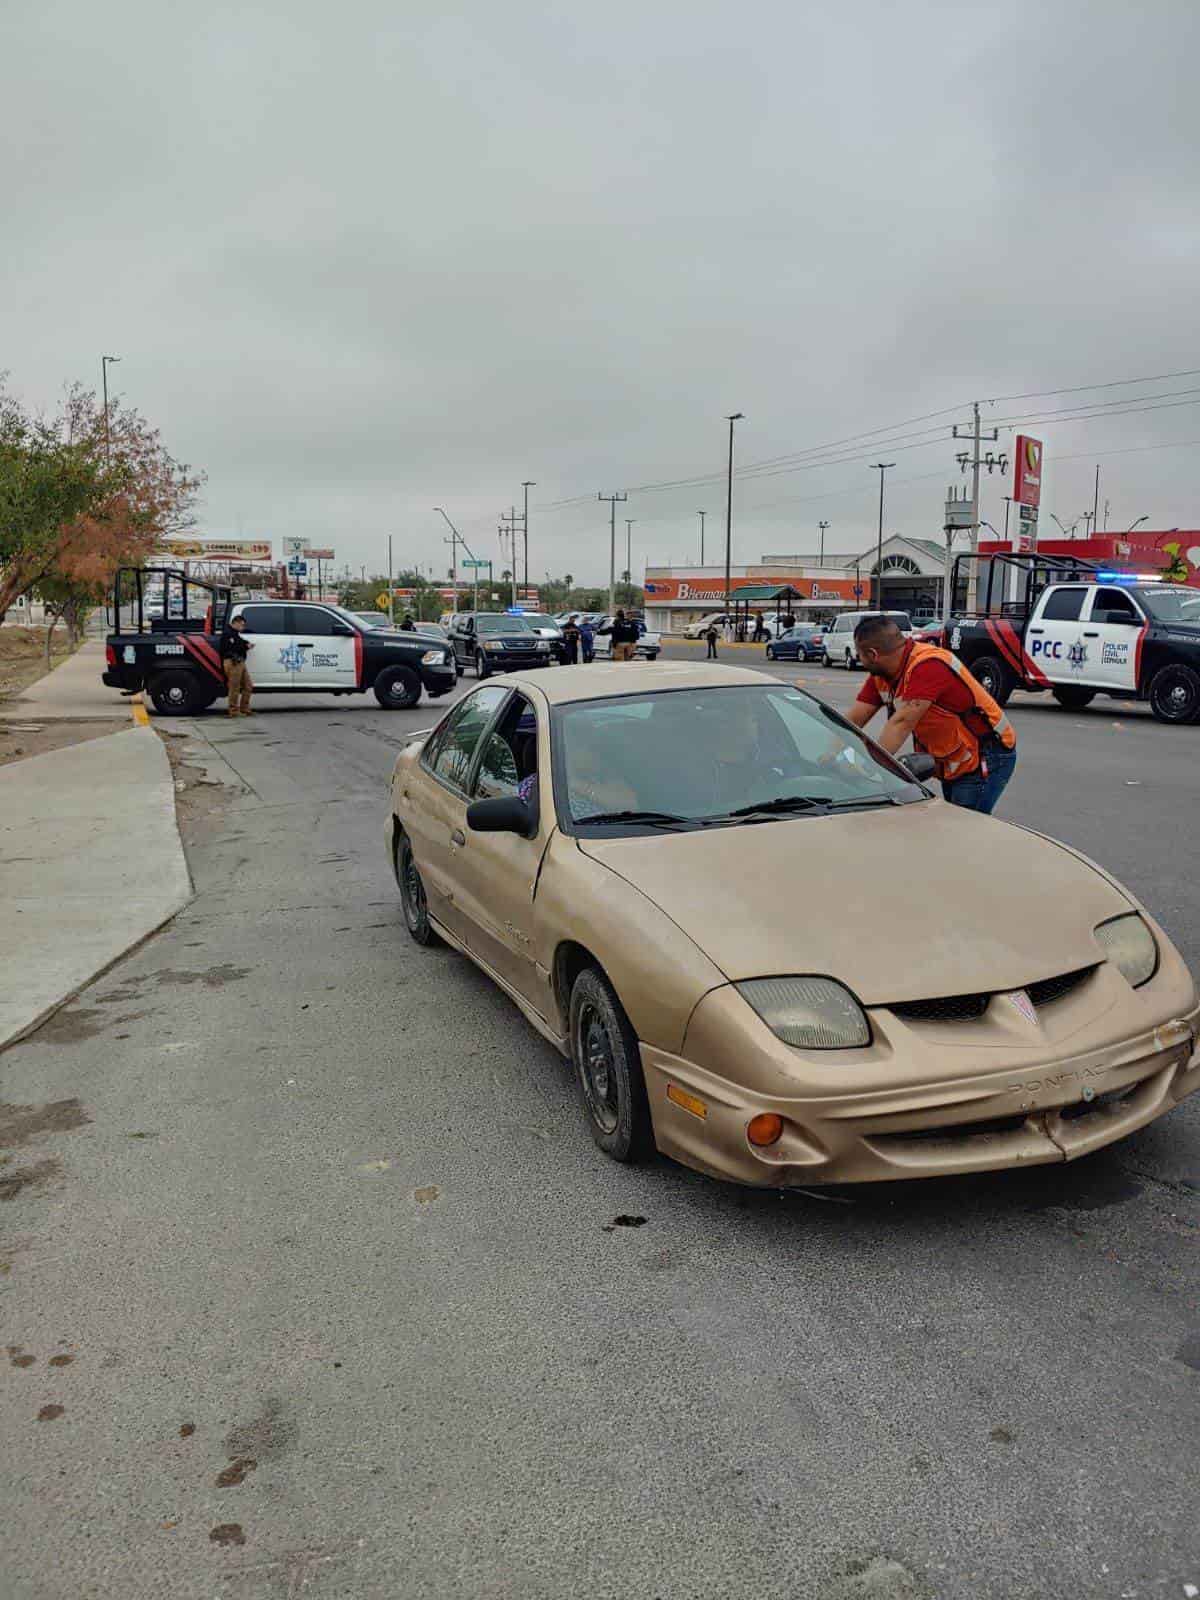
[0,380,202,622]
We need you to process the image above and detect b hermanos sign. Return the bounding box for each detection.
[646,574,867,603]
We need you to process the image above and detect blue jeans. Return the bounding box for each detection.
[942,745,1017,814]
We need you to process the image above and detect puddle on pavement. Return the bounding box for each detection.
[146,965,250,989]
[0,1099,90,1146]
[0,1158,63,1202]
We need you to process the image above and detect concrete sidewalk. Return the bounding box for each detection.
[0,638,131,721]
[0,726,191,1047]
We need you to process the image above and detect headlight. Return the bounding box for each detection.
[736,976,870,1050]
[536,641,549,651]
[1095,913,1158,988]
[485,641,505,651]
[420,649,447,666]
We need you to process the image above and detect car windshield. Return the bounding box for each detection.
[1140,587,1200,624]
[555,684,926,830]
[523,614,557,627]
[475,614,534,636]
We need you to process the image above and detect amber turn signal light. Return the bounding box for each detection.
[667,1083,708,1120]
[747,1113,784,1148]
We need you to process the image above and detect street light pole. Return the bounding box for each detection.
[724,413,744,631]
[818,520,829,566]
[697,510,706,564]
[387,534,395,627]
[101,355,120,466]
[869,463,895,612]
[625,519,634,588]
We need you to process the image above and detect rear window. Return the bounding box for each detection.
[1042,587,1086,622]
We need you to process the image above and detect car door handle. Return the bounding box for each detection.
[1083,630,1099,637]
[450,828,466,847]
[1028,627,1044,634]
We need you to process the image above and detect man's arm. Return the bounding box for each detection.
[843,700,877,730]
[875,698,931,755]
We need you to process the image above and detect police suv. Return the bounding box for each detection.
[103,568,457,715]
[946,552,1200,724]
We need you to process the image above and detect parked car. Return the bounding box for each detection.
[821,610,913,669]
[352,610,390,630]
[683,612,730,639]
[766,626,825,662]
[448,612,552,678]
[591,617,662,661]
[520,612,567,662]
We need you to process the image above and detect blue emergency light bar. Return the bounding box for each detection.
[1095,572,1161,583]
[505,606,526,614]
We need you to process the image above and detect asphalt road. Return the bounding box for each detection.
[2,651,1198,1600]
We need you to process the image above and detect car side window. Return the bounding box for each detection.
[426,686,508,794]
[240,604,289,633]
[472,693,538,801]
[293,608,338,637]
[1093,587,1142,623]
[1041,587,1086,622]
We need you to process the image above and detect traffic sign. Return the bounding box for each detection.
[461,559,488,568]
[288,559,308,576]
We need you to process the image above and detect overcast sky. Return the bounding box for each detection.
[5,0,1198,584]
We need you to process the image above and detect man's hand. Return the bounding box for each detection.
[876,698,930,755]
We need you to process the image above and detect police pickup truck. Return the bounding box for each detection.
[103,567,457,715]
[946,552,1200,725]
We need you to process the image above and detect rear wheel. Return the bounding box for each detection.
[765,645,776,660]
[396,831,439,945]
[969,654,1014,707]
[1052,686,1096,711]
[821,652,832,668]
[1148,663,1200,725]
[844,650,855,670]
[475,651,490,679]
[148,670,204,716]
[373,665,421,708]
[568,966,654,1163]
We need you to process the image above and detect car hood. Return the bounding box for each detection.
[577,801,1132,1005]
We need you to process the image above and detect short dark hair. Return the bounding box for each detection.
[853,613,904,651]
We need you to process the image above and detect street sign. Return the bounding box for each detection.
[287,560,308,576]
[461,559,488,568]
[283,537,309,560]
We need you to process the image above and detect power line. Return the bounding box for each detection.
[987,367,1200,404]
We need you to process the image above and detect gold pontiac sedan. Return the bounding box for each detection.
[387,663,1199,1186]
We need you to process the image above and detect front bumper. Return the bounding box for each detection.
[641,962,1200,1186]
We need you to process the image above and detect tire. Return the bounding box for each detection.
[1148,663,1200,725]
[646,651,659,661]
[821,652,832,668]
[844,651,855,671]
[373,665,422,709]
[148,670,205,716]
[475,651,490,680]
[1052,686,1096,711]
[969,654,1014,707]
[568,965,654,1163]
[395,830,439,946]
[765,646,776,660]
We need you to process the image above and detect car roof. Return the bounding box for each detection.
[497,661,767,704]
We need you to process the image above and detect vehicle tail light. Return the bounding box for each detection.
[105,643,117,668]
[747,1113,784,1148]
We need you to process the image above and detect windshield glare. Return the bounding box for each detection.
[1141,587,1200,623]
[476,614,533,635]
[557,685,924,827]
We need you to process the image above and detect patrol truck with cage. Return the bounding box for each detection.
[103,567,457,715]
[945,551,1200,725]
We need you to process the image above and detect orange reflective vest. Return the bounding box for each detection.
[871,642,1016,782]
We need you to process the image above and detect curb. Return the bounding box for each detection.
[131,693,151,727]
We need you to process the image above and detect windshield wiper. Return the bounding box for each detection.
[575,809,700,829]
[823,793,900,810]
[725,795,831,818]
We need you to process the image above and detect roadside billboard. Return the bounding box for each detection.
[165,539,273,562]
[644,573,867,604]
[1012,436,1043,509]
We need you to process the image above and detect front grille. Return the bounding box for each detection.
[890,992,989,1022]
[887,965,1098,1025]
[1025,966,1097,1008]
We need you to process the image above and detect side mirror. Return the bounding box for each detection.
[467,795,537,837]
[900,752,937,782]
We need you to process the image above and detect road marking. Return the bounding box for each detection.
[130,694,150,728]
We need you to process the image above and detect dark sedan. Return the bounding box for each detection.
[765,626,825,662]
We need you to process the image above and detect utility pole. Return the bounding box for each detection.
[1092,465,1101,537]
[387,535,395,627]
[521,481,535,601]
[624,519,635,589]
[598,492,627,616]
[1002,496,1012,544]
[818,520,829,566]
[954,402,1007,610]
[435,507,474,612]
[101,355,120,466]
[724,413,744,631]
[500,507,521,607]
[869,465,895,611]
[697,510,707,564]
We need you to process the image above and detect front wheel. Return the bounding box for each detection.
[568,966,654,1163]
[844,651,855,671]
[395,830,439,945]
[148,670,204,716]
[821,652,832,668]
[765,646,776,660]
[1052,686,1096,711]
[1148,663,1200,725]
[475,651,490,679]
[373,665,422,708]
[968,654,1014,707]
[645,651,659,661]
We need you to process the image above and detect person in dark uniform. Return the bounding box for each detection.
[562,615,581,665]
[704,622,719,660]
[220,614,253,717]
